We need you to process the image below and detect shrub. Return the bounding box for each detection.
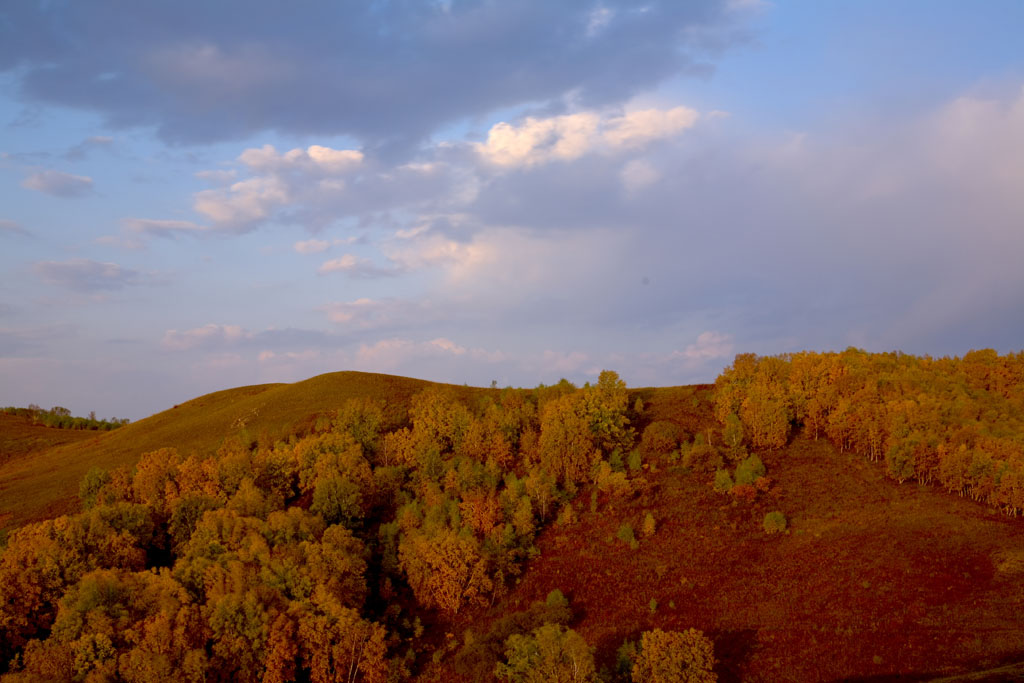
[78,467,111,509]
[556,503,576,527]
[734,454,766,486]
[683,444,723,473]
[631,628,716,683]
[730,484,757,504]
[642,512,656,537]
[627,450,643,471]
[640,421,681,457]
[763,511,787,534]
[616,523,639,550]
[713,469,734,493]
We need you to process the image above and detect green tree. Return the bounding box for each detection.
[496,623,597,683]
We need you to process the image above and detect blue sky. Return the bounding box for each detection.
[2,1,1023,420]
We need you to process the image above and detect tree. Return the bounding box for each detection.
[631,628,716,683]
[496,623,597,683]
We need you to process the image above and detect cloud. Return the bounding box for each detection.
[318,254,401,278]
[0,1,745,146]
[238,144,363,174]
[63,135,114,161]
[476,106,699,167]
[672,331,734,363]
[161,323,251,351]
[33,259,143,291]
[294,238,330,254]
[0,219,30,236]
[21,170,94,197]
[194,169,237,185]
[123,218,209,237]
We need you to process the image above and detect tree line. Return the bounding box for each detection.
[3,405,129,431]
[715,348,1024,514]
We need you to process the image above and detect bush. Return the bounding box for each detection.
[734,454,766,486]
[640,421,681,457]
[616,523,639,550]
[78,467,111,509]
[713,469,734,493]
[683,444,723,473]
[730,484,757,503]
[642,512,656,537]
[627,450,643,471]
[631,628,716,683]
[763,511,787,534]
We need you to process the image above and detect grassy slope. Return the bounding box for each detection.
[0,371,483,530]
[422,391,1024,683]
[0,413,97,468]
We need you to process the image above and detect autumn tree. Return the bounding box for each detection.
[630,628,717,683]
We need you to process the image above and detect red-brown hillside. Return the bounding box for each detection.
[422,436,1024,682]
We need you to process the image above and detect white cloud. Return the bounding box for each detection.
[294,238,330,254]
[672,331,734,363]
[22,170,94,197]
[194,175,290,228]
[602,107,699,148]
[161,324,251,351]
[238,143,363,174]
[318,253,400,278]
[194,169,238,185]
[476,105,698,168]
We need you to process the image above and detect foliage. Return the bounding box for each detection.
[713,469,734,493]
[0,371,654,679]
[2,405,128,431]
[733,454,766,487]
[642,512,657,537]
[763,511,788,534]
[630,628,717,683]
[496,623,597,683]
[616,523,639,550]
[714,349,1024,514]
[683,444,723,473]
[640,421,681,457]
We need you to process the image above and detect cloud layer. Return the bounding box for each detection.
[0,1,744,146]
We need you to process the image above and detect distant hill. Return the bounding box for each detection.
[0,413,97,468]
[0,371,484,531]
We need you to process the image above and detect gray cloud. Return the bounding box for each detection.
[33,259,143,291]
[0,219,30,236]
[64,135,114,161]
[21,169,94,197]
[0,1,745,148]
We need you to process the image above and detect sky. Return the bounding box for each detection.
[2,1,1024,421]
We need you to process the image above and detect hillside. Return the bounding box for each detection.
[0,413,97,469]
[0,371,482,531]
[3,363,1024,682]
[423,433,1024,682]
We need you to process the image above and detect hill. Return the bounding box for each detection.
[0,371,483,531]
[0,413,97,469]
[423,433,1024,681]
[4,363,1024,682]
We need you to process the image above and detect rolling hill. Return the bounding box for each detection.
[0,371,483,531]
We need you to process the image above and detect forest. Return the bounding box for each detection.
[2,351,1024,681]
